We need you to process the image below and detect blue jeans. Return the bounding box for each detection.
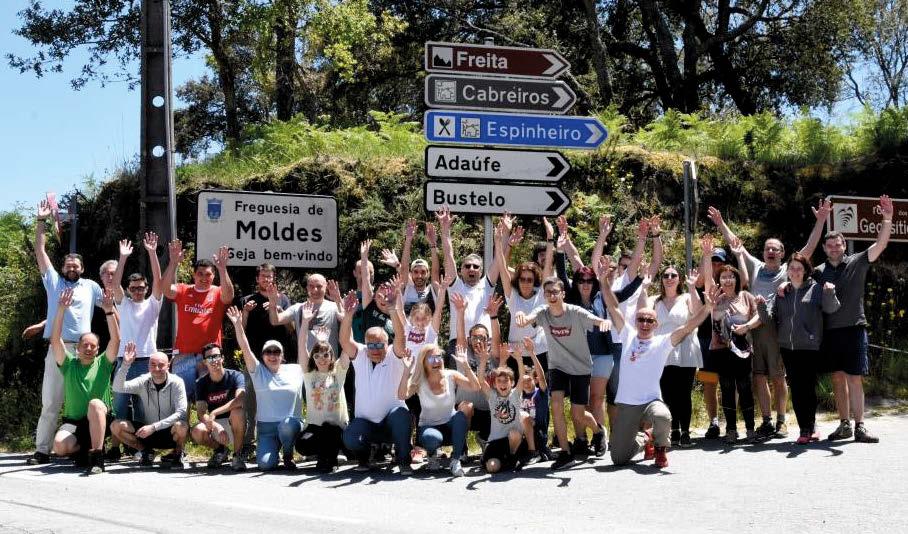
[113,358,148,421]
[342,406,411,463]
[171,354,203,402]
[256,417,302,471]
[418,411,468,459]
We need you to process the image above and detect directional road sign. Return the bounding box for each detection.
[827,195,908,243]
[425,74,576,114]
[425,181,570,216]
[425,146,569,182]
[424,110,607,150]
[425,41,570,78]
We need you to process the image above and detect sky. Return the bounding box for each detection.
[0,2,207,214]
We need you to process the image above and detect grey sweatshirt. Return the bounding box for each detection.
[113,363,188,431]
[758,279,840,351]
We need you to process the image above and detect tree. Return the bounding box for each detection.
[845,0,908,108]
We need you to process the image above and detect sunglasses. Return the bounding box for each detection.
[463,264,481,270]
[470,335,489,342]
[427,354,444,364]
[662,273,679,279]
[204,354,224,361]
[544,289,562,296]
[128,285,147,292]
[366,342,386,350]
[636,317,657,325]
[263,349,283,356]
[579,278,595,284]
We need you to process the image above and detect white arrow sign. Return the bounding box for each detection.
[425,146,569,182]
[425,181,570,216]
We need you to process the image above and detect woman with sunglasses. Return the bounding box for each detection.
[702,258,761,444]
[398,343,480,476]
[294,301,351,473]
[637,264,703,447]
[227,306,303,470]
[756,253,839,444]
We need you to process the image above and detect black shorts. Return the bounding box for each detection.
[133,421,178,450]
[820,326,869,376]
[465,407,491,441]
[481,436,527,470]
[61,415,112,451]
[549,369,591,405]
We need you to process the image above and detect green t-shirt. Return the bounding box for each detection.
[59,351,113,420]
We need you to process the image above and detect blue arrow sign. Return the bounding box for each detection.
[424,110,607,150]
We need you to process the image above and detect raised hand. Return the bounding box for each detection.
[599,215,612,238]
[500,211,515,233]
[522,336,535,356]
[636,218,650,239]
[122,341,137,365]
[435,206,454,230]
[729,236,745,256]
[700,234,715,254]
[707,284,722,303]
[556,232,569,251]
[314,325,330,343]
[686,268,700,286]
[706,206,724,227]
[326,279,341,303]
[101,289,115,312]
[119,239,134,257]
[514,311,528,328]
[405,218,418,240]
[264,281,280,301]
[226,305,241,325]
[359,239,372,259]
[213,245,229,269]
[58,287,74,308]
[425,222,438,247]
[453,345,469,366]
[880,194,894,219]
[648,215,662,236]
[168,239,184,261]
[811,199,832,221]
[542,217,554,240]
[143,231,158,252]
[449,291,467,313]
[243,299,258,313]
[300,301,316,324]
[342,290,359,312]
[37,199,52,220]
[639,262,652,288]
[486,294,503,316]
[597,255,613,278]
[556,215,569,239]
[379,248,400,268]
[509,226,525,247]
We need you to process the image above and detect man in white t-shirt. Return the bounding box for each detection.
[107,233,173,461]
[600,258,714,468]
[436,207,501,362]
[338,293,412,475]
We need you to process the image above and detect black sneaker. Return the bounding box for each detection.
[754,420,775,441]
[72,450,89,468]
[159,450,181,469]
[679,432,693,448]
[208,446,228,469]
[828,420,853,441]
[243,445,257,463]
[26,451,51,465]
[282,452,297,470]
[86,450,105,475]
[230,453,247,472]
[138,450,155,467]
[104,446,122,463]
[572,438,590,457]
[551,451,575,470]
[397,460,413,476]
[670,429,681,447]
[592,430,608,457]
[854,423,879,443]
[705,422,721,440]
[773,420,789,438]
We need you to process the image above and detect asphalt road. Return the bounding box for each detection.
[1,414,906,533]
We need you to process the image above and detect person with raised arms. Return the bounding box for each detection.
[380,218,440,315]
[49,288,119,474]
[600,256,714,468]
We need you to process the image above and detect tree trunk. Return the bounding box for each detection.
[274,0,297,121]
[578,0,614,105]
[206,0,241,144]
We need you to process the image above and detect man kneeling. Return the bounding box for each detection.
[51,288,119,474]
[191,343,247,471]
[111,346,189,468]
[600,258,714,468]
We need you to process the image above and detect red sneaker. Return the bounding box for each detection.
[643,431,655,461]
[654,446,668,468]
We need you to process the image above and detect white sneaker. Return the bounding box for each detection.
[427,455,441,471]
[450,459,464,477]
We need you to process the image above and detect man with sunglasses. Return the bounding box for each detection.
[339,293,412,475]
[191,343,247,470]
[600,258,715,468]
[106,233,173,461]
[708,202,830,441]
[437,207,502,364]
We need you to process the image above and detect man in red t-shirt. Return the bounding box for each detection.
[162,240,234,402]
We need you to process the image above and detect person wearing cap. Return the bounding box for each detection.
[339,291,413,475]
[378,218,440,316]
[708,202,830,441]
[228,306,303,471]
[693,241,731,439]
[191,343,247,471]
[162,240,234,404]
[702,244,761,444]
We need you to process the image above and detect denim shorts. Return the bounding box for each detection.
[171,354,203,402]
[591,354,615,379]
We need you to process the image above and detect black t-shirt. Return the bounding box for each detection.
[195,369,245,419]
[238,292,294,361]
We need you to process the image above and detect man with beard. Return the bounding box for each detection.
[28,199,104,465]
[379,218,439,315]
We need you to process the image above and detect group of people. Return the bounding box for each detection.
[24,193,894,476]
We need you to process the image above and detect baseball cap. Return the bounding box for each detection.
[262,340,284,353]
[711,248,728,262]
[410,258,429,270]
